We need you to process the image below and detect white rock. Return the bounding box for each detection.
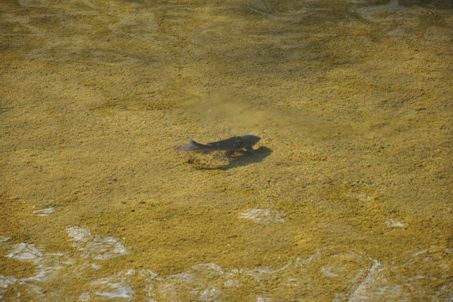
[6,243,42,262]
[385,219,408,228]
[199,287,221,301]
[33,207,55,216]
[67,226,127,260]
[239,209,285,224]
[67,226,92,242]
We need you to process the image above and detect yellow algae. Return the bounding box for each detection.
[0,0,452,301]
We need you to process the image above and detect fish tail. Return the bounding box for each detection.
[176,140,207,151]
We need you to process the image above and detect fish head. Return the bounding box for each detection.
[242,134,261,146]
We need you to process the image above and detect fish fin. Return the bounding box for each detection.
[176,139,205,151]
[190,140,205,148]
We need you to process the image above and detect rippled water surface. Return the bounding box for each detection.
[1,0,452,301]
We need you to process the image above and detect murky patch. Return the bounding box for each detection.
[353,0,439,38]
[355,0,425,23]
[18,0,49,8]
[356,0,401,21]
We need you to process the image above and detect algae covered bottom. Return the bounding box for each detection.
[0,0,452,301]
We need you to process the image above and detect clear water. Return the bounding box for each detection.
[0,0,452,301]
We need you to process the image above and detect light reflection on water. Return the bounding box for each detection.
[1,226,452,300]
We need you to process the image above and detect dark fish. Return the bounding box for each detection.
[176,135,261,157]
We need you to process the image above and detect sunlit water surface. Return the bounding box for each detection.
[0,0,452,301]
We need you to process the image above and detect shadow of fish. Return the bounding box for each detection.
[176,135,261,157]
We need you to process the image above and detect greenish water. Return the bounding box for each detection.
[0,0,452,301]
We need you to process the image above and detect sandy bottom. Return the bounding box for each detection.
[1,0,452,301]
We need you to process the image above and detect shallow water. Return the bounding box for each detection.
[1,0,452,301]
